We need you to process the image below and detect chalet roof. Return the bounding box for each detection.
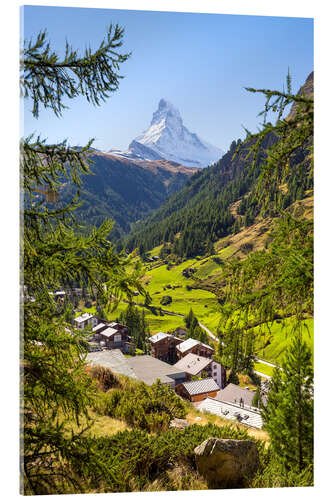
[93,323,108,332]
[181,378,219,396]
[215,383,255,407]
[197,397,263,429]
[74,313,94,324]
[99,327,118,338]
[126,355,186,386]
[86,349,137,379]
[176,338,214,354]
[149,332,169,343]
[173,353,212,375]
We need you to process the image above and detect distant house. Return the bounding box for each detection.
[173,327,187,338]
[173,353,226,388]
[177,378,220,402]
[92,322,109,335]
[73,313,99,330]
[176,338,214,359]
[148,332,182,363]
[93,322,130,352]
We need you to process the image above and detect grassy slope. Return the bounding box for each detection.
[254,317,314,364]
[143,259,222,333]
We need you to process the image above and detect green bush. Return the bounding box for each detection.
[90,365,122,391]
[95,378,186,432]
[85,422,261,492]
[160,295,172,306]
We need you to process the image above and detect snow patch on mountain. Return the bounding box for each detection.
[110,99,224,168]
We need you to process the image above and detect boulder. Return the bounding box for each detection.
[169,418,189,430]
[194,438,259,488]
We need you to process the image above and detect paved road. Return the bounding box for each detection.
[198,322,218,342]
[254,370,272,380]
[254,357,279,369]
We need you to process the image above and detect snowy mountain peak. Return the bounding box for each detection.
[151,99,182,126]
[110,99,224,168]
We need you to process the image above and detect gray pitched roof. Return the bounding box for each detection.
[74,312,94,324]
[181,377,219,396]
[92,322,108,332]
[149,332,170,343]
[126,355,186,386]
[173,353,212,375]
[149,332,181,344]
[99,327,118,338]
[215,383,255,407]
[176,338,214,354]
[86,349,137,379]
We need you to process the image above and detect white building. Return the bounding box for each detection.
[73,312,98,329]
[173,352,226,388]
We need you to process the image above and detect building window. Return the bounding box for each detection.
[114,334,122,343]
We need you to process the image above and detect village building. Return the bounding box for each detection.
[92,321,130,353]
[173,327,187,339]
[86,349,138,379]
[73,312,99,330]
[215,383,257,407]
[176,378,220,402]
[197,397,263,429]
[173,353,226,388]
[148,332,182,363]
[176,338,214,360]
[126,355,187,388]
[86,350,187,389]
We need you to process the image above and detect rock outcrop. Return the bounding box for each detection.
[169,418,189,430]
[194,437,259,488]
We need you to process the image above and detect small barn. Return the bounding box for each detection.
[177,378,220,402]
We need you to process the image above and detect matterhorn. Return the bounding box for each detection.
[110,99,224,168]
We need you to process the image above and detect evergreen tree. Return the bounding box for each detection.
[184,308,195,330]
[262,332,313,472]
[21,24,145,495]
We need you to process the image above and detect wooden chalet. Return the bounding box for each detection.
[148,332,183,363]
[176,338,214,360]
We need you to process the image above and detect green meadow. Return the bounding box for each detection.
[80,250,314,368]
[254,317,314,364]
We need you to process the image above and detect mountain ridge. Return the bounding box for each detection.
[59,152,198,239]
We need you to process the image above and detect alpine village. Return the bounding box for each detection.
[21,14,314,496]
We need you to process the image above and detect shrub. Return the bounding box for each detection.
[240,242,254,254]
[95,378,186,433]
[90,365,122,391]
[86,423,262,492]
[160,295,172,306]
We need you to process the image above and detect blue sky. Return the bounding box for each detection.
[22,5,313,152]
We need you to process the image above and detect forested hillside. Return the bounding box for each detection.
[59,152,197,239]
[124,91,313,258]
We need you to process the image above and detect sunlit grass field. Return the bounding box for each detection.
[254,317,314,364]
